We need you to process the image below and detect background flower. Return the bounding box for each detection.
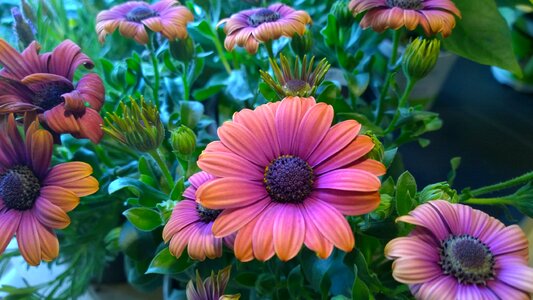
[197,97,385,262]
[385,200,533,299]
[0,115,98,265]
[96,0,193,44]
[0,39,105,143]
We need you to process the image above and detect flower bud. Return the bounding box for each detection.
[402,37,441,81]
[170,125,197,157]
[331,0,354,27]
[169,36,195,63]
[365,133,384,162]
[370,194,392,220]
[290,30,313,57]
[11,7,36,49]
[103,97,165,152]
[418,182,458,203]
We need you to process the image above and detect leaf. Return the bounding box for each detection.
[193,84,225,101]
[180,101,204,129]
[235,272,258,287]
[169,177,185,200]
[447,157,462,185]
[109,177,168,207]
[255,273,277,296]
[287,265,305,298]
[352,266,371,300]
[320,14,338,48]
[395,171,417,216]
[146,248,194,275]
[123,207,162,231]
[444,0,522,76]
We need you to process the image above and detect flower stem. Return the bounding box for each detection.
[375,30,401,123]
[385,78,416,133]
[210,27,232,75]
[462,197,513,205]
[182,62,190,101]
[147,41,160,106]
[265,40,275,60]
[149,149,174,191]
[467,171,533,197]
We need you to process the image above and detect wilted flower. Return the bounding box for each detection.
[197,97,385,262]
[103,97,164,152]
[170,125,197,157]
[386,200,533,299]
[163,172,235,261]
[186,266,240,300]
[96,0,193,45]
[0,39,105,143]
[260,54,330,99]
[349,0,461,37]
[402,37,440,81]
[219,3,312,54]
[0,114,98,265]
[11,7,36,49]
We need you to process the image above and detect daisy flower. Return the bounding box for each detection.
[386,200,533,299]
[0,114,98,265]
[163,172,235,261]
[197,97,385,262]
[349,0,461,37]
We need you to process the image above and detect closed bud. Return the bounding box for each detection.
[402,37,440,81]
[290,30,313,57]
[366,133,384,162]
[331,0,354,27]
[21,0,37,24]
[11,7,36,49]
[370,194,392,220]
[170,125,197,157]
[169,36,196,63]
[419,182,458,203]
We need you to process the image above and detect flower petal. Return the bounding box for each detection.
[212,197,270,238]
[391,257,442,284]
[16,212,42,266]
[29,129,53,180]
[252,205,279,261]
[303,215,333,259]
[307,120,361,166]
[484,225,528,257]
[385,237,439,261]
[316,169,381,192]
[218,122,270,166]
[34,221,59,261]
[314,135,375,175]
[74,108,104,143]
[197,178,267,209]
[497,264,533,293]
[234,217,259,262]
[413,275,457,300]
[0,210,22,254]
[163,200,199,242]
[273,204,305,261]
[295,103,334,159]
[34,196,70,229]
[198,151,264,181]
[487,280,530,300]
[39,186,80,212]
[313,189,380,215]
[275,97,303,155]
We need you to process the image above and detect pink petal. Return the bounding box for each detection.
[16,212,42,266]
[497,264,533,293]
[485,225,528,257]
[188,171,215,189]
[197,178,267,210]
[396,201,452,241]
[43,104,81,135]
[198,151,264,181]
[294,103,334,159]
[162,200,199,242]
[307,120,361,166]
[273,204,305,261]
[0,39,34,78]
[275,98,303,155]
[313,189,380,215]
[347,159,387,176]
[0,210,22,254]
[187,224,207,261]
[33,196,70,229]
[49,40,93,80]
[392,257,442,284]
[212,197,271,238]
[233,104,280,159]
[314,135,375,175]
[303,216,333,259]
[218,122,270,166]
[74,108,103,143]
[168,223,195,258]
[234,217,259,262]
[252,205,279,261]
[315,169,381,192]
[76,73,105,111]
[487,280,530,300]
[384,237,439,261]
[413,275,457,300]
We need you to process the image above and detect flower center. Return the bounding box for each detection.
[439,235,495,285]
[33,81,73,111]
[196,204,222,223]
[283,79,311,96]
[264,155,314,204]
[386,0,423,9]
[126,6,159,22]
[249,8,281,27]
[0,166,41,211]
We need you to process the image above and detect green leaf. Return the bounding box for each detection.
[109,177,167,207]
[320,14,338,48]
[123,207,162,231]
[352,266,371,300]
[180,101,204,129]
[192,84,225,101]
[444,0,522,76]
[287,265,305,298]
[255,273,277,296]
[235,271,259,287]
[395,171,417,216]
[169,177,185,200]
[448,157,462,185]
[146,248,194,275]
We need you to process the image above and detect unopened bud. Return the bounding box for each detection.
[169,36,195,63]
[11,7,36,49]
[418,182,458,203]
[402,37,440,81]
[290,30,313,57]
[170,125,197,157]
[331,0,354,27]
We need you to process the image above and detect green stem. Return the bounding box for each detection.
[147,42,160,106]
[462,197,513,205]
[375,30,401,123]
[385,78,416,133]
[265,40,275,60]
[211,27,232,75]
[468,171,533,197]
[182,63,190,101]
[149,149,174,191]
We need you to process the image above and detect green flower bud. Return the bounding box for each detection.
[170,125,197,157]
[370,194,393,220]
[402,37,441,81]
[103,97,165,152]
[290,30,313,57]
[169,36,195,63]
[418,182,458,203]
[331,0,354,27]
[365,133,384,162]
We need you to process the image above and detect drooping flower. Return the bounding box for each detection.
[0,114,99,266]
[103,97,164,153]
[260,54,330,99]
[96,0,194,45]
[186,266,241,300]
[197,97,385,262]
[163,172,235,261]
[219,3,312,54]
[385,200,533,300]
[0,39,105,143]
[349,0,461,37]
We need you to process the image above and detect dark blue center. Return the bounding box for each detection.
[196,204,222,223]
[126,6,158,22]
[249,9,281,27]
[0,166,40,211]
[264,155,314,204]
[33,82,72,111]
[386,0,422,9]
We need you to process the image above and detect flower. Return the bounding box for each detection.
[349,0,461,37]
[96,0,193,45]
[103,97,164,152]
[162,172,235,261]
[260,54,330,99]
[0,39,105,143]
[0,114,99,266]
[385,200,533,300]
[186,266,241,300]
[219,3,312,54]
[197,97,385,262]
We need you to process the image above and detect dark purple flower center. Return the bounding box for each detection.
[0,165,40,211]
[386,0,423,9]
[33,81,73,111]
[439,234,495,285]
[283,79,311,95]
[126,6,159,22]
[196,204,222,223]
[249,8,281,27]
[264,155,314,204]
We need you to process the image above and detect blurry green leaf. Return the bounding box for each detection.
[225,70,254,101]
[381,177,395,196]
[259,82,279,102]
[317,81,340,104]
[109,177,167,207]
[193,84,225,101]
[255,273,277,296]
[180,101,204,129]
[287,265,305,298]
[444,0,522,76]
[501,183,533,218]
[146,248,194,275]
[345,72,369,97]
[395,171,417,216]
[383,148,397,168]
[119,222,159,260]
[125,256,162,292]
[123,207,162,231]
[320,14,338,48]
[169,177,185,201]
[448,157,462,185]
[352,266,371,300]
[235,271,258,287]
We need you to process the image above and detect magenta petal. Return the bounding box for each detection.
[49,40,94,80]
[273,204,305,261]
[315,169,381,192]
[212,197,270,237]
[0,38,33,79]
[496,264,533,293]
[294,103,333,159]
[16,212,42,266]
[487,280,530,300]
[275,98,302,155]
[74,108,104,143]
[456,284,497,300]
[76,73,105,111]
[217,122,270,167]
[413,275,457,300]
[252,205,278,261]
[162,200,199,242]
[483,225,528,257]
[188,171,215,189]
[307,120,361,166]
[0,210,22,254]
[43,104,81,135]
